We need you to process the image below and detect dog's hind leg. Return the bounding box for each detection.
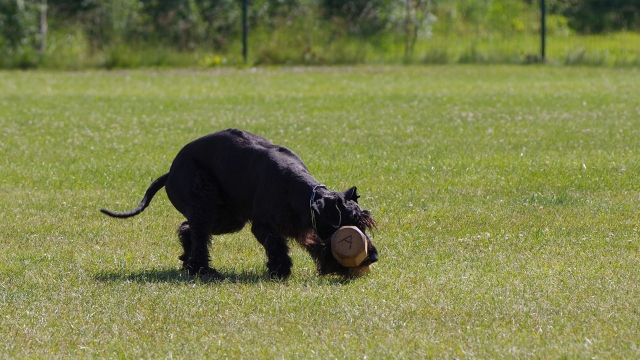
[168,170,223,279]
[251,224,293,280]
[182,214,223,279]
[177,221,191,265]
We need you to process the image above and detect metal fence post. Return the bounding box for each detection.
[242,0,248,63]
[541,0,546,61]
[40,0,47,55]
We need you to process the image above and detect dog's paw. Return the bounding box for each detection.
[266,257,293,280]
[185,264,224,281]
[267,264,292,280]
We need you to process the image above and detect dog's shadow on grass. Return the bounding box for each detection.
[94,268,267,285]
[94,268,357,285]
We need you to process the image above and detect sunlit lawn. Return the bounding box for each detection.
[1,65,639,357]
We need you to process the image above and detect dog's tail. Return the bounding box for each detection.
[100,173,169,218]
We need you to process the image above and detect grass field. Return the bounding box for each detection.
[1,65,639,358]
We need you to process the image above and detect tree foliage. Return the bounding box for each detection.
[555,0,639,33]
[321,0,392,36]
[525,0,639,33]
[0,0,38,49]
[0,0,638,66]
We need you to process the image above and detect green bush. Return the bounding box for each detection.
[1,0,639,69]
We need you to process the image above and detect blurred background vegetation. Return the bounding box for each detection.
[1,0,638,69]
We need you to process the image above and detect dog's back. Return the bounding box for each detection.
[169,129,315,219]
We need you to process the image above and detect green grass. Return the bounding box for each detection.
[1,65,640,358]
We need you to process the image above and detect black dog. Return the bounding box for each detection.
[101,129,378,279]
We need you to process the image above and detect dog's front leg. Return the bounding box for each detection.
[251,224,292,280]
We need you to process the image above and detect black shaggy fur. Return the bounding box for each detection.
[101,129,378,279]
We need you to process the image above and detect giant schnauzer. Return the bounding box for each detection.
[101,129,378,279]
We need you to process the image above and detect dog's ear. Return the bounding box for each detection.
[343,186,360,203]
[312,196,342,229]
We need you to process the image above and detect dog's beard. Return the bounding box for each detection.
[297,220,375,277]
[296,231,345,275]
[293,206,376,276]
[358,210,377,232]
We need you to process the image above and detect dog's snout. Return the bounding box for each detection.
[368,248,378,263]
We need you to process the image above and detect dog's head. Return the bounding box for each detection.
[311,186,378,276]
